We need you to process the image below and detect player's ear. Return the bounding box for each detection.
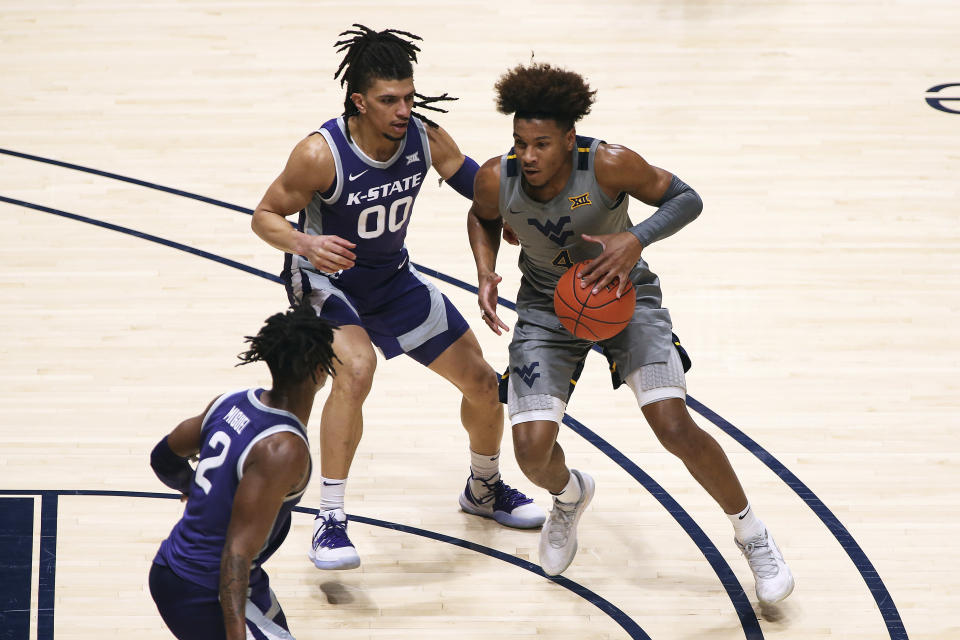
[351,92,366,114]
[565,127,576,150]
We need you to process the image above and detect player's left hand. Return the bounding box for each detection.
[501,222,520,246]
[478,271,511,335]
[579,231,643,298]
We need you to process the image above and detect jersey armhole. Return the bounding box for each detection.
[235,425,310,498]
[589,139,626,210]
[200,389,246,433]
[315,128,343,205]
[412,117,433,172]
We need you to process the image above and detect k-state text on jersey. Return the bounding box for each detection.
[346,173,424,206]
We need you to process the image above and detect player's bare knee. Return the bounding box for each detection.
[331,353,377,399]
[512,422,557,475]
[649,413,701,459]
[461,364,500,405]
[514,439,551,477]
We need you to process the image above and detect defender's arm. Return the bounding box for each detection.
[252,135,357,273]
[426,124,480,200]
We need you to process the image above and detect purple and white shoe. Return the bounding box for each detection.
[308,508,361,570]
[459,473,546,529]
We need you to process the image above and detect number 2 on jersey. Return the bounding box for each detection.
[194,431,231,494]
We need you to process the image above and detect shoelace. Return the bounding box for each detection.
[739,536,780,578]
[546,501,578,547]
[472,475,533,510]
[313,514,352,550]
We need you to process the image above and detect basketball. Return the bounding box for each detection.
[553,260,636,341]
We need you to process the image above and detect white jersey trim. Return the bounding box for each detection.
[412,116,432,171]
[201,389,248,433]
[245,389,307,432]
[235,424,310,501]
[335,115,406,169]
[316,127,344,206]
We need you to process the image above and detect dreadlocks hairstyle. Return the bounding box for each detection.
[236,300,339,390]
[494,62,597,131]
[333,24,457,138]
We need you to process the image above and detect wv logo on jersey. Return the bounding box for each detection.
[568,192,592,210]
[528,217,572,246]
[513,362,541,388]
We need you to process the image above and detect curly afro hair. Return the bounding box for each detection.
[494,62,597,131]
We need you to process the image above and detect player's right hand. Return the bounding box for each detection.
[303,235,357,273]
[478,272,510,335]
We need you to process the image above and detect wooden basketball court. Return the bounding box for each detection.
[2,2,957,639]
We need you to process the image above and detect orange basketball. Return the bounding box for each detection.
[553,260,636,341]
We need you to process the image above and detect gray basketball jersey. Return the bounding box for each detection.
[497,136,664,311]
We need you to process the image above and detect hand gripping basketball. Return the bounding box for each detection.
[553,260,636,341]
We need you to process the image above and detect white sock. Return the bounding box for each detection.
[552,470,582,505]
[469,450,500,496]
[319,476,346,513]
[729,502,766,542]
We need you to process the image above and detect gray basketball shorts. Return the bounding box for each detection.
[506,287,685,425]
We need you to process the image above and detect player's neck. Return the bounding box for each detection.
[521,157,574,203]
[260,386,315,426]
[348,115,403,162]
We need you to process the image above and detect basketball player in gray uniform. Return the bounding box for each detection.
[468,62,794,604]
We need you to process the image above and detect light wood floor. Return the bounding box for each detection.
[2,1,958,639]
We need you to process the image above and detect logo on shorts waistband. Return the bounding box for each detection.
[513,362,541,388]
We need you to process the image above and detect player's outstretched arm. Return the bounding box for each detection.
[219,433,309,640]
[252,135,357,273]
[469,157,510,335]
[426,124,479,200]
[579,144,702,297]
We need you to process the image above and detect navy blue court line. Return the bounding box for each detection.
[0,153,909,638]
[562,414,762,638]
[38,494,58,640]
[0,148,251,214]
[0,195,281,284]
[299,506,650,639]
[0,490,650,640]
[686,398,908,639]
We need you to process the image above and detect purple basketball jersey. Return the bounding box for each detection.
[154,389,310,591]
[285,115,432,296]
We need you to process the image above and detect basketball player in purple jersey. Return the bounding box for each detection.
[149,302,337,640]
[251,26,544,571]
[468,63,793,603]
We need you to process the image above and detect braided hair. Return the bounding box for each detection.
[494,62,597,131]
[236,301,339,390]
[333,24,456,138]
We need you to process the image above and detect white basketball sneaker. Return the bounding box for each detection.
[459,472,546,529]
[308,508,360,570]
[539,469,595,576]
[736,529,794,604]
